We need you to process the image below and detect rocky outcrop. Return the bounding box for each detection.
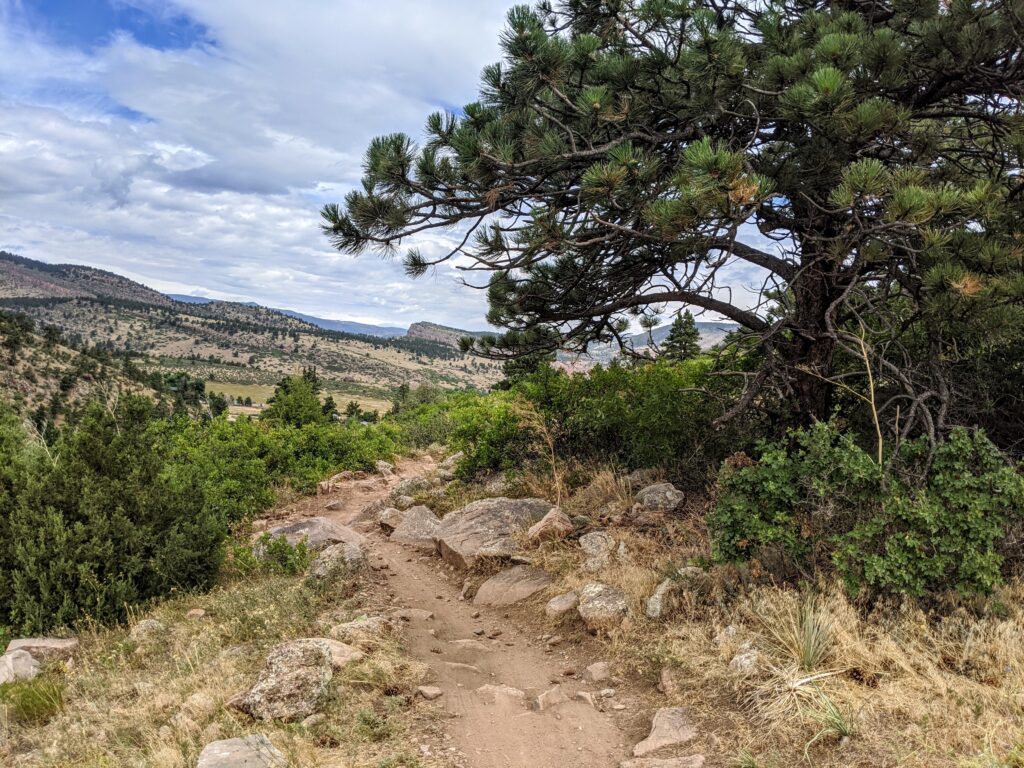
[577,583,629,632]
[0,650,40,684]
[231,640,333,722]
[632,707,697,756]
[388,505,440,552]
[6,637,78,662]
[434,497,554,569]
[527,507,574,544]
[260,518,365,553]
[196,735,287,767]
[308,542,366,580]
[473,565,553,607]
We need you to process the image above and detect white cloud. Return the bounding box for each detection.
[0,0,510,328]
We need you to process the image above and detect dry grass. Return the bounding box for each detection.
[1,569,439,768]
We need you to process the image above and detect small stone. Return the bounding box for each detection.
[470,611,481,619]
[417,685,444,701]
[583,661,612,683]
[527,507,574,544]
[473,629,485,636]
[196,735,287,767]
[545,591,580,620]
[576,691,599,708]
[645,579,675,620]
[533,685,569,711]
[632,707,697,757]
[375,460,395,476]
[546,635,563,647]
[476,684,526,703]
[391,608,435,622]
[658,667,682,697]
[0,650,40,684]
[600,688,616,698]
[729,648,759,675]
[579,531,617,572]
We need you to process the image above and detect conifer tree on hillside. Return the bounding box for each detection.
[323,0,1024,440]
[661,311,702,362]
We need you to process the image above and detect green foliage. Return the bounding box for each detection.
[262,371,328,428]
[660,311,702,362]
[710,423,1024,596]
[228,534,311,577]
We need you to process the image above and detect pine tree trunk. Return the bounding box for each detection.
[786,263,837,424]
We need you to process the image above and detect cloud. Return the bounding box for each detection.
[0,0,510,328]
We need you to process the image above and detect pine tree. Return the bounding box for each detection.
[323,0,1024,437]
[661,312,702,362]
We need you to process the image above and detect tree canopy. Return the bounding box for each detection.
[661,310,702,361]
[324,0,1024,440]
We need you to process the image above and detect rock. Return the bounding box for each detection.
[260,518,365,554]
[645,579,675,620]
[632,483,685,518]
[527,507,574,544]
[375,460,395,476]
[196,735,287,767]
[308,542,366,580]
[583,661,612,683]
[439,451,464,471]
[186,608,207,620]
[729,648,759,675]
[620,758,705,768]
[545,591,580,620]
[623,468,661,491]
[6,637,78,661]
[391,608,435,622]
[329,616,397,648]
[632,707,697,757]
[302,714,326,729]
[476,684,526,703]
[329,471,355,484]
[316,480,339,496]
[577,691,599,708]
[392,495,416,511]
[474,565,553,607]
[483,474,511,495]
[416,685,443,701]
[378,507,405,533]
[0,650,40,684]
[449,639,493,652]
[435,497,554,569]
[577,583,629,632]
[579,531,617,573]
[533,685,569,711]
[658,667,682,697]
[389,505,441,552]
[308,638,364,670]
[232,639,333,722]
[130,619,166,642]
[392,475,433,499]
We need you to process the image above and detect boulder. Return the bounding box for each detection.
[0,650,40,684]
[260,518,365,554]
[632,707,697,757]
[579,531,617,573]
[620,758,705,768]
[196,735,287,768]
[6,637,78,662]
[329,615,397,648]
[527,507,574,544]
[577,583,629,632]
[392,495,416,511]
[389,505,441,552]
[434,497,554,569]
[545,591,580,620]
[377,507,405,533]
[632,483,685,517]
[308,542,366,580]
[645,579,675,620]
[375,460,395,476]
[391,475,433,499]
[232,640,333,722]
[473,565,553,607]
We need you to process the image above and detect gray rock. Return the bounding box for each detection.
[620,758,705,768]
[389,505,441,552]
[416,685,443,700]
[474,565,553,607]
[439,451,464,471]
[577,583,629,632]
[392,495,416,510]
[260,517,365,554]
[378,507,405,533]
[308,542,366,580]
[391,475,433,499]
[583,661,612,683]
[632,707,697,756]
[375,460,395,477]
[6,637,78,662]
[645,579,675,620]
[527,507,574,544]
[579,531,617,573]
[532,685,569,711]
[545,591,579,620]
[633,483,685,517]
[0,650,40,684]
[196,735,287,767]
[623,468,661,491]
[435,497,554,569]
[232,639,333,721]
[729,647,759,675]
[329,615,397,648]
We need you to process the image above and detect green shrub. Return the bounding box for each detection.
[229,534,311,577]
[709,422,1024,596]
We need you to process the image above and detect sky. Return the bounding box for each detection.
[0,0,513,329]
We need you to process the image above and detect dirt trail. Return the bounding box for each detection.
[303,456,633,768]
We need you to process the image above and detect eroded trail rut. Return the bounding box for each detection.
[312,457,632,768]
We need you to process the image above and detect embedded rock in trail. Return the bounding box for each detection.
[6,637,78,661]
[0,650,40,684]
[196,735,287,768]
[527,507,574,544]
[260,518,365,553]
[375,460,395,476]
[388,505,441,552]
[434,497,554,569]
[232,640,332,722]
[474,565,553,607]
[579,531,617,573]
[578,583,629,632]
[620,758,705,768]
[308,542,366,580]
[545,591,580,619]
[632,707,697,756]
[632,483,685,519]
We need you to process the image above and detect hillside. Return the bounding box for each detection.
[0,253,502,411]
[406,321,490,347]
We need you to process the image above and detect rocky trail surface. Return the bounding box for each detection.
[249,455,706,768]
